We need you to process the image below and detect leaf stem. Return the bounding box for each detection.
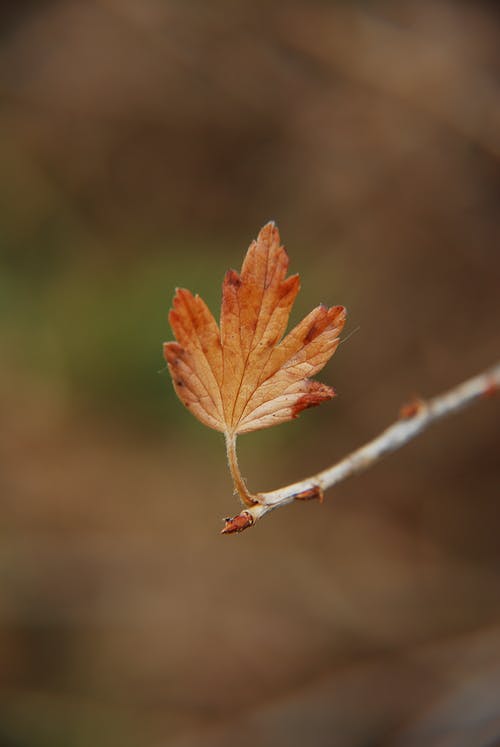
[225,432,257,507]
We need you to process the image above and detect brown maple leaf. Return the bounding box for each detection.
[164,222,346,505]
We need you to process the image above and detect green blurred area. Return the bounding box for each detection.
[1,234,225,429]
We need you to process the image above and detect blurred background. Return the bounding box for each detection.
[1,1,499,745]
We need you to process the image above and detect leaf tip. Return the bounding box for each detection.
[224,268,241,288]
[291,381,336,418]
[257,220,281,245]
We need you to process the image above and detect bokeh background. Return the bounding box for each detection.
[1,1,499,745]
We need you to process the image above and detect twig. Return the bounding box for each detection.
[222,362,500,534]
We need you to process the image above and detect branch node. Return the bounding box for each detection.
[399,395,426,419]
[221,511,254,535]
[483,377,499,399]
[294,484,324,503]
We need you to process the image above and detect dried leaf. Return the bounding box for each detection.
[164,222,346,436]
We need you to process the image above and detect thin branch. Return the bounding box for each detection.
[222,362,500,534]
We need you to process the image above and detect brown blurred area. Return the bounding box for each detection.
[0,1,499,745]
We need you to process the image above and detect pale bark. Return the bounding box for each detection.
[222,363,500,534]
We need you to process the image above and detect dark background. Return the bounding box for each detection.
[0,1,499,745]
